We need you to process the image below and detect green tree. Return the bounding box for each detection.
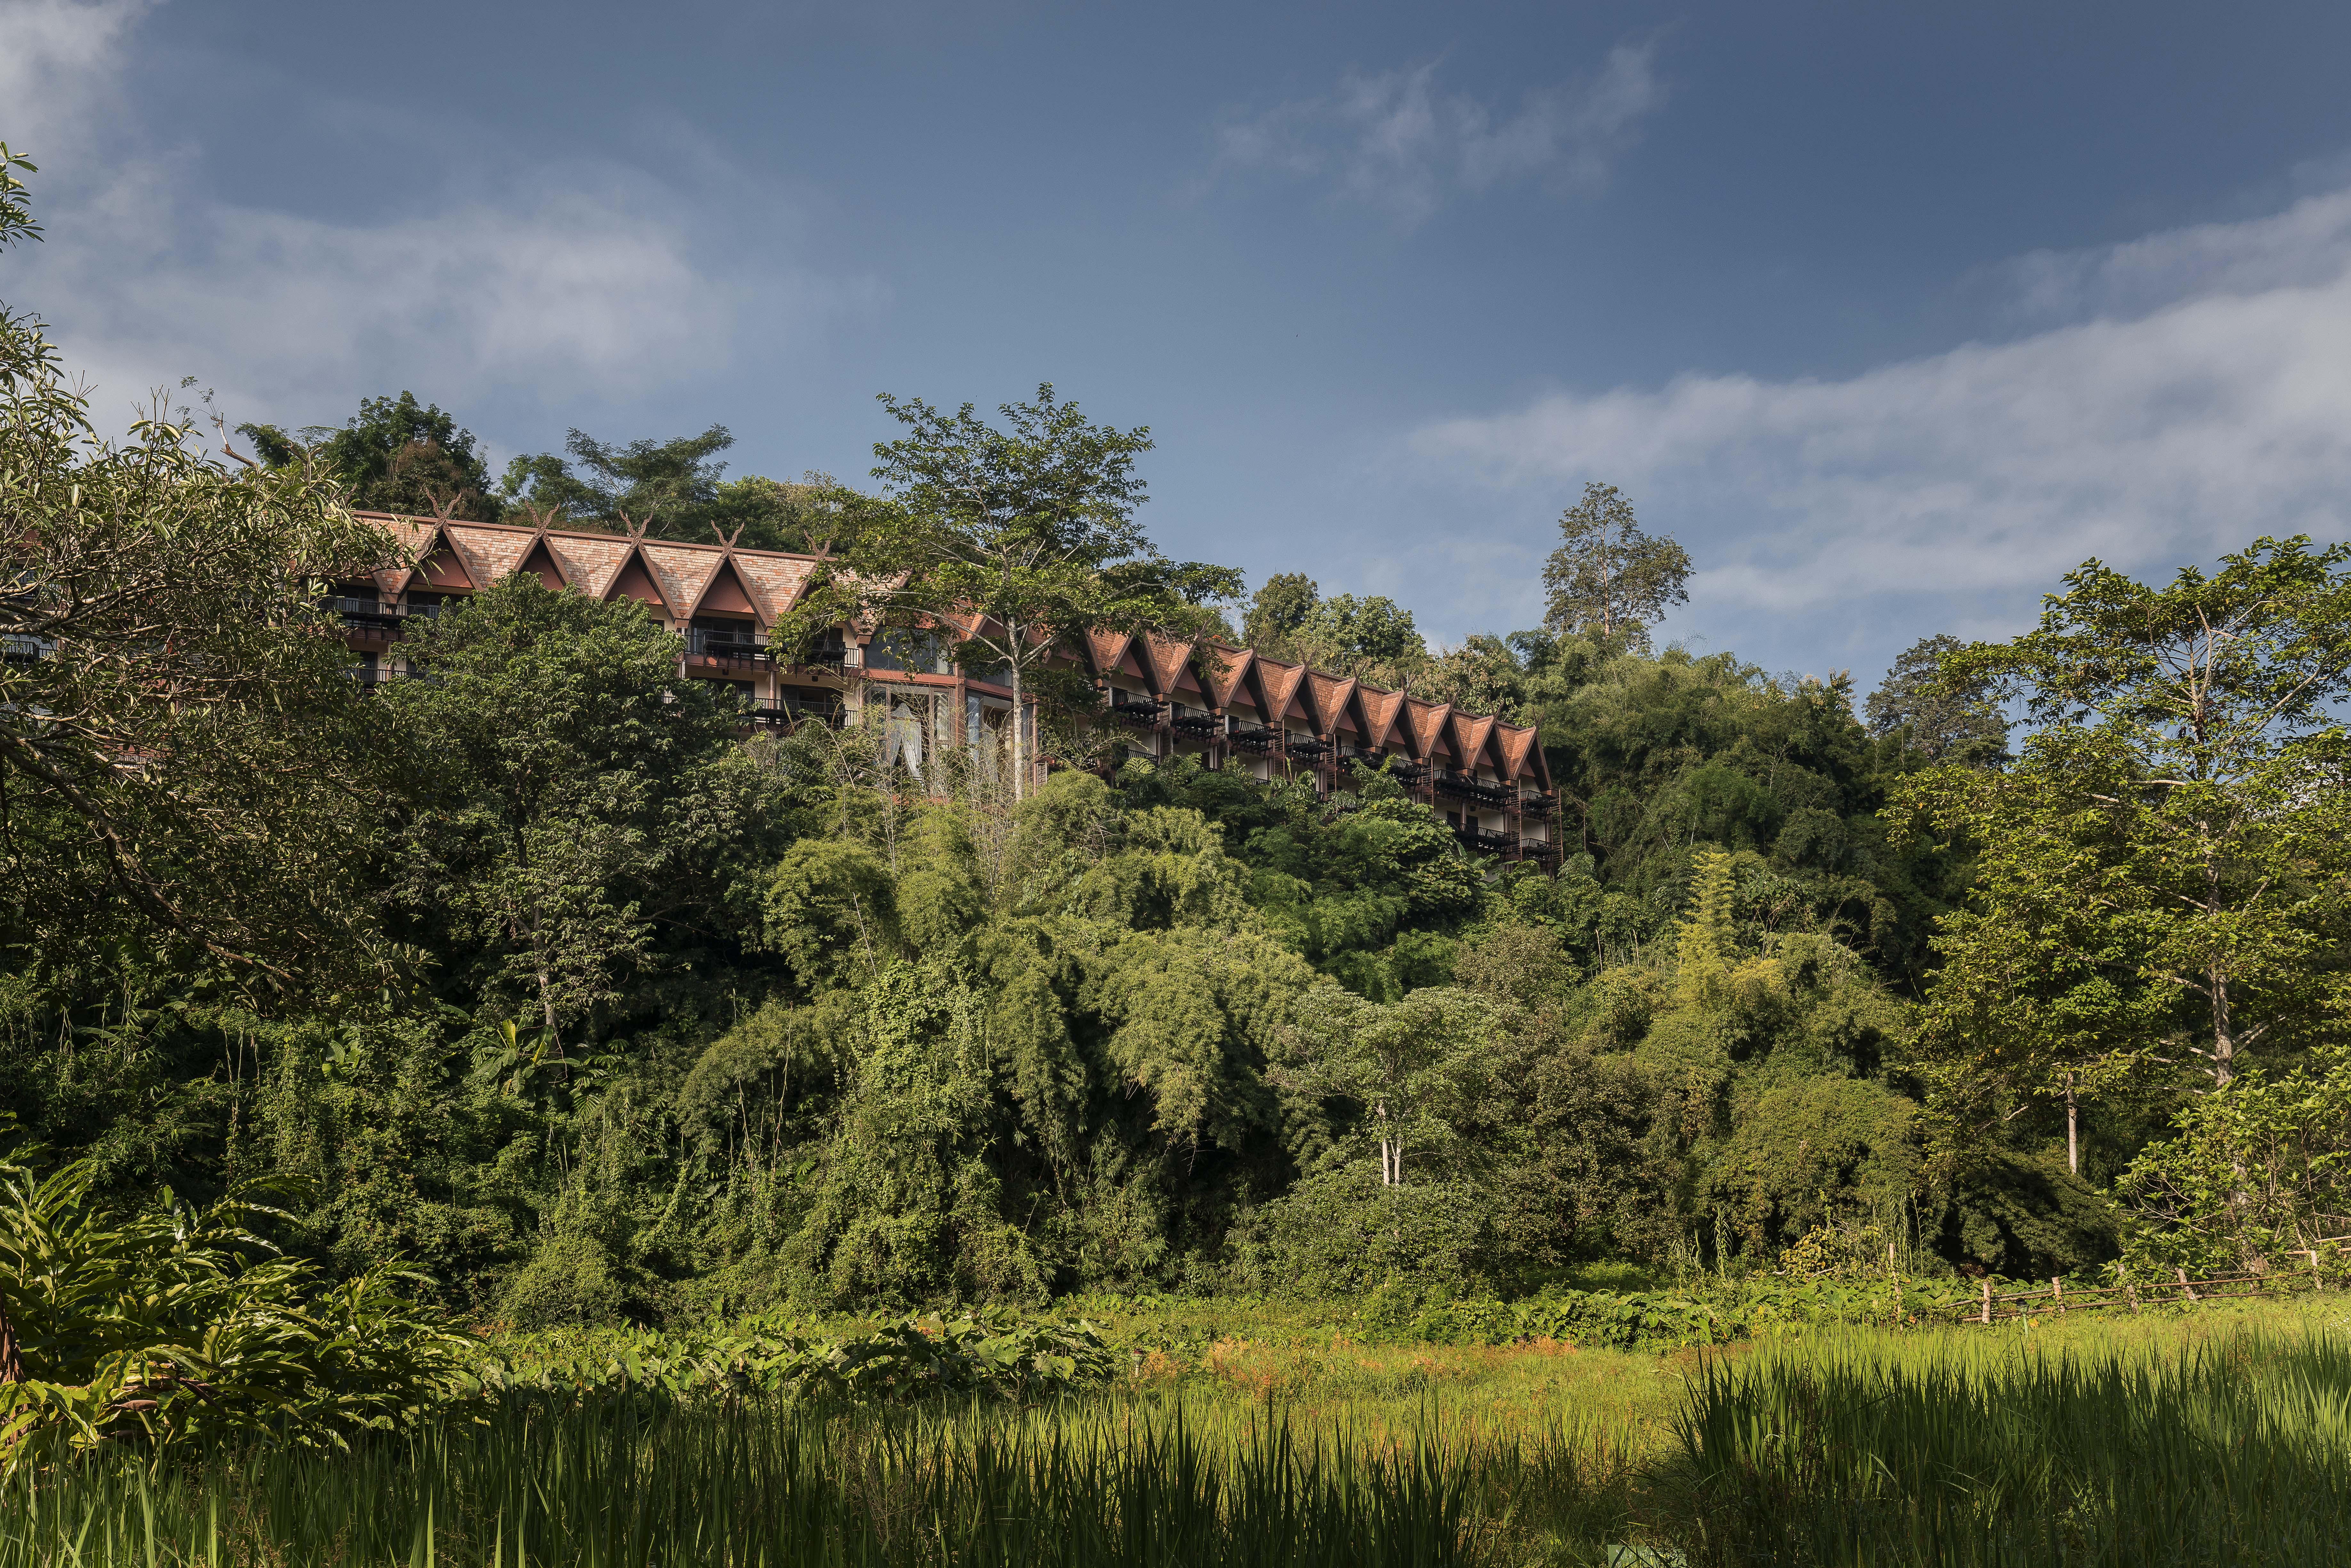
[1901,539,2351,1179]
[498,424,740,539]
[381,577,769,1061]
[0,247,398,985]
[241,392,502,521]
[1274,983,1497,1186]
[1542,481,1691,645]
[1866,634,2010,765]
[815,385,1239,799]
[1241,572,1319,651]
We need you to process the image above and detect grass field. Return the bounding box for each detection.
[7,1295,2350,1566]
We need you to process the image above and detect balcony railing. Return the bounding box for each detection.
[1170,712,1221,738]
[740,697,842,732]
[1285,734,1332,759]
[3,633,48,664]
[1519,793,1556,819]
[1107,696,1164,729]
[1455,825,1519,853]
[1435,771,1514,810]
[785,648,848,676]
[685,628,774,667]
[1226,726,1280,754]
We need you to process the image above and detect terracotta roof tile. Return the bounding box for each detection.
[446,524,533,586]
[1255,658,1308,722]
[1143,632,1193,694]
[1201,645,1254,708]
[1358,685,1405,747]
[1407,700,1452,756]
[547,534,633,598]
[1498,725,1535,778]
[639,544,722,618]
[1085,628,1132,679]
[732,554,815,621]
[1304,671,1355,732]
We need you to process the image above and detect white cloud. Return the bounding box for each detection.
[1,0,871,434]
[1410,185,2351,618]
[1210,44,1662,228]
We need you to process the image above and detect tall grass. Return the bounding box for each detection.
[1679,1324,2351,1565]
[0,1393,1624,1568]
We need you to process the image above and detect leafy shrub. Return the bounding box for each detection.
[0,1140,475,1468]
[483,1311,1118,1404]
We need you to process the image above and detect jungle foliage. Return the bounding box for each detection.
[6,149,2347,1335]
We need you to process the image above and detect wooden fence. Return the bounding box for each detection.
[1956,1243,2350,1326]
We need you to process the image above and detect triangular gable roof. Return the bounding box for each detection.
[1304,672,1357,734]
[689,555,760,618]
[1201,644,1254,710]
[608,553,667,607]
[638,544,719,618]
[1451,712,1497,770]
[1357,685,1406,749]
[1140,633,1195,697]
[1408,700,1454,758]
[730,553,816,621]
[544,532,633,598]
[1255,659,1308,725]
[442,523,535,587]
[1083,628,1132,681]
[1497,724,1537,782]
[362,517,435,596]
[515,535,570,592]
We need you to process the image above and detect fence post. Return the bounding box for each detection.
[1981,1277,1993,1325]
[2176,1267,2198,1303]
[2126,1280,2139,1313]
[2052,1276,2064,1315]
[2309,1250,2326,1292]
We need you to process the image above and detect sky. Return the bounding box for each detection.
[9,0,2351,691]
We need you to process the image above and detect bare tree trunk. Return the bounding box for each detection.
[2066,1070,2079,1176]
[0,1294,23,1383]
[1008,640,1027,802]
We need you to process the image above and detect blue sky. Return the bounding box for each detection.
[11,0,2351,689]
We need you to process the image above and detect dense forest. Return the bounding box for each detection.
[8,153,2349,1331]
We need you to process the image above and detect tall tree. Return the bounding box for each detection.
[1900,539,2351,1177]
[1541,482,1691,645]
[810,385,1237,799]
[499,425,733,537]
[1866,634,2010,765]
[381,578,770,1062]
[1273,983,1497,1186]
[239,392,502,522]
[1241,573,1319,650]
[1,174,399,986]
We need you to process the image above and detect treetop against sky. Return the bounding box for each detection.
[8,0,2351,692]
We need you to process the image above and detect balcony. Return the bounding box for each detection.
[1520,793,1556,819]
[2,633,48,664]
[1226,725,1280,754]
[1455,824,1519,854]
[1285,733,1332,760]
[785,648,848,677]
[1435,771,1513,810]
[685,628,774,670]
[1169,712,1221,738]
[1107,695,1164,730]
[740,696,842,732]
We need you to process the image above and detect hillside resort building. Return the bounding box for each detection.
[337,513,1558,863]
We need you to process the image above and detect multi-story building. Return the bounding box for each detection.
[337,512,1558,863]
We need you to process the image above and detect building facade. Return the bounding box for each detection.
[337,512,1557,863]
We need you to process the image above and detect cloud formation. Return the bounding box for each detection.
[1211,44,1662,227]
[1411,187,2351,619]
[1,0,865,434]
